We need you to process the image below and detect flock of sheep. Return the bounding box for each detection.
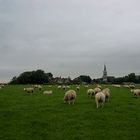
[22,83,140,108]
[0,83,139,108]
[23,84,111,108]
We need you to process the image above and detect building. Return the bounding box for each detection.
[102,64,108,82]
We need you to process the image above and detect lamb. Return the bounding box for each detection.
[64,90,76,104]
[102,88,110,102]
[95,92,105,108]
[43,90,53,95]
[24,87,34,94]
[131,89,140,97]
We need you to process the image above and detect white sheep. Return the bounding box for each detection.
[102,88,110,102]
[24,87,34,94]
[34,85,42,90]
[76,86,80,91]
[94,87,102,94]
[87,89,95,97]
[64,90,76,104]
[95,92,105,108]
[123,85,130,88]
[62,85,66,90]
[129,85,135,89]
[96,84,102,89]
[66,85,70,89]
[112,84,121,88]
[43,90,53,95]
[57,85,62,89]
[131,89,140,97]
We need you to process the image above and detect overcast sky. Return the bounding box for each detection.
[0,0,140,82]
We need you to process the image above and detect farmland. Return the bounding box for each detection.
[0,85,140,140]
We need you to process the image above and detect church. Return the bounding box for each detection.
[102,64,108,82]
[102,64,115,83]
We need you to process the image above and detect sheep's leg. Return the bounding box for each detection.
[96,101,99,108]
[72,100,75,105]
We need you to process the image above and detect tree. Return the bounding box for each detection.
[128,73,136,83]
[9,69,53,84]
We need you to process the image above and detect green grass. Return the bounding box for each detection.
[0,85,140,140]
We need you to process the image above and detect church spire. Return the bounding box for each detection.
[103,64,107,82]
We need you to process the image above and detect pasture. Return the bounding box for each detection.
[0,85,140,140]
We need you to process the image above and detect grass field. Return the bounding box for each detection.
[0,85,140,140]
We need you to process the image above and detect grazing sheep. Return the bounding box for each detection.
[123,85,130,88]
[93,87,102,94]
[87,89,95,97]
[129,85,135,89]
[96,84,102,89]
[34,85,42,90]
[102,88,110,102]
[76,86,80,91]
[85,85,89,88]
[112,84,121,88]
[24,87,34,94]
[57,85,61,89]
[66,85,70,89]
[131,89,140,97]
[37,85,42,91]
[95,92,105,108]
[62,85,66,90]
[43,90,53,95]
[64,90,76,104]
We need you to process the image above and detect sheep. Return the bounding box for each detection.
[87,87,101,98]
[129,85,135,89]
[102,88,110,102]
[57,85,61,89]
[96,84,102,89]
[34,85,42,90]
[95,92,105,108]
[85,85,89,88]
[24,87,34,94]
[76,86,80,91]
[94,87,102,94]
[64,90,76,104]
[123,85,130,88]
[112,84,121,88]
[66,85,70,89]
[131,89,140,97]
[87,89,95,97]
[43,90,53,95]
[62,85,66,90]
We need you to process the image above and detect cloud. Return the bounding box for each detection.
[0,0,140,82]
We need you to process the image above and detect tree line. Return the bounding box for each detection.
[9,69,140,84]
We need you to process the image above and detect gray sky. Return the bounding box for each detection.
[0,0,140,82]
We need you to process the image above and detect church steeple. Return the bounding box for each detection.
[103,64,107,82]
